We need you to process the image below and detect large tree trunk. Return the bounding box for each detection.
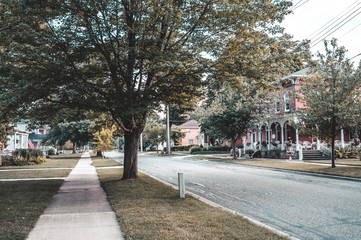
[331,122,336,168]
[96,150,102,157]
[122,129,141,179]
[231,138,237,159]
[72,142,77,154]
[331,137,336,168]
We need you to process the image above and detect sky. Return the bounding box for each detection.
[280,0,361,65]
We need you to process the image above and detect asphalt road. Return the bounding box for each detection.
[105,152,361,240]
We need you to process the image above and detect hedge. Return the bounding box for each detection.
[2,149,45,166]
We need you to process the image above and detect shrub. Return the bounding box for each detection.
[48,148,56,156]
[12,149,45,165]
[171,145,195,151]
[253,150,261,158]
[334,146,359,159]
[245,149,254,158]
[189,146,202,154]
[208,146,231,152]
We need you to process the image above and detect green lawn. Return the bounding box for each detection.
[0,180,64,240]
[96,166,288,240]
[0,154,81,240]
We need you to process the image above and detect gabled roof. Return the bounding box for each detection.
[178,120,199,129]
[280,67,310,80]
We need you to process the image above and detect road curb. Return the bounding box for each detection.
[140,170,300,240]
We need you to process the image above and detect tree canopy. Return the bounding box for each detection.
[43,120,93,153]
[193,82,264,158]
[297,39,361,167]
[1,0,293,179]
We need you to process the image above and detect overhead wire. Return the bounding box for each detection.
[291,0,310,11]
[307,0,360,40]
[310,5,361,48]
[290,0,304,11]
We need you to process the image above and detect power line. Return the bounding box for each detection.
[310,6,361,48]
[291,0,310,11]
[290,0,304,11]
[338,22,361,39]
[308,0,360,39]
[350,53,361,60]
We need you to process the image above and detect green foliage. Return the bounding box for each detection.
[208,146,232,152]
[193,82,264,145]
[1,0,294,178]
[0,121,13,149]
[297,39,361,166]
[43,120,93,149]
[189,146,203,154]
[171,145,194,152]
[335,147,360,159]
[47,148,56,156]
[245,149,255,157]
[3,149,45,166]
[93,125,117,153]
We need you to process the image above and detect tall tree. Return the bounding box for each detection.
[43,121,93,153]
[93,125,117,159]
[297,39,361,167]
[1,0,293,179]
[193,82,264,159]
[0,121,14,167]
[88,113,123,156]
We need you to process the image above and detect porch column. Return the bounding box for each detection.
[316,137,320,150]
[14,133,16,150]
[20,134,23,149]
[281,124,285,150]
[267,125,271,151]
[341,127,345,148]
[258,128,262,150]
[243,136,246,154]
[296,128,299,150]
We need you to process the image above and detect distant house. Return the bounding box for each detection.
[242,68,358,159]
[5,121,31,152]
[5,121,49,153]
[178,120,208,147]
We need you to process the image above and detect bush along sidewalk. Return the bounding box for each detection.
[2,149,45,166]
[189,145,231,154]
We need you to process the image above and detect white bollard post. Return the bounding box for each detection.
[178,173,185,199]
[299,146,303,161]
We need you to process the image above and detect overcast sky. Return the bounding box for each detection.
[280,0,361,65]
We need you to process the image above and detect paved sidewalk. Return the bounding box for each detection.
[27,152,124,240]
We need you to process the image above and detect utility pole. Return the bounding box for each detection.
[166,105,171,155]
[140,133,143,152]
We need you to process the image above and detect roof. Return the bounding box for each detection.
[280,67,310,80]
[178,120,199,129]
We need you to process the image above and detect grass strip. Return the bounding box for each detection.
[0,169,71,179]
[217,159,361,178]
[0,180,64,240]
[91,156,123,168]
[97,167,287,240]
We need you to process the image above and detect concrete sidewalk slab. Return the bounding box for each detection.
[27,153,124,240]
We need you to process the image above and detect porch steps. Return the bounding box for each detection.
[302,150,329,161]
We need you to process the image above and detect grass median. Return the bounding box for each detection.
[96,164,288,240]
[212,158,361,179]
[0,154,81,240]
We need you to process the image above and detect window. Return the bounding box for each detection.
[188,139,194,145]
[187,128,191,133]
[276,101,280,113]
[284,92,290,112]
